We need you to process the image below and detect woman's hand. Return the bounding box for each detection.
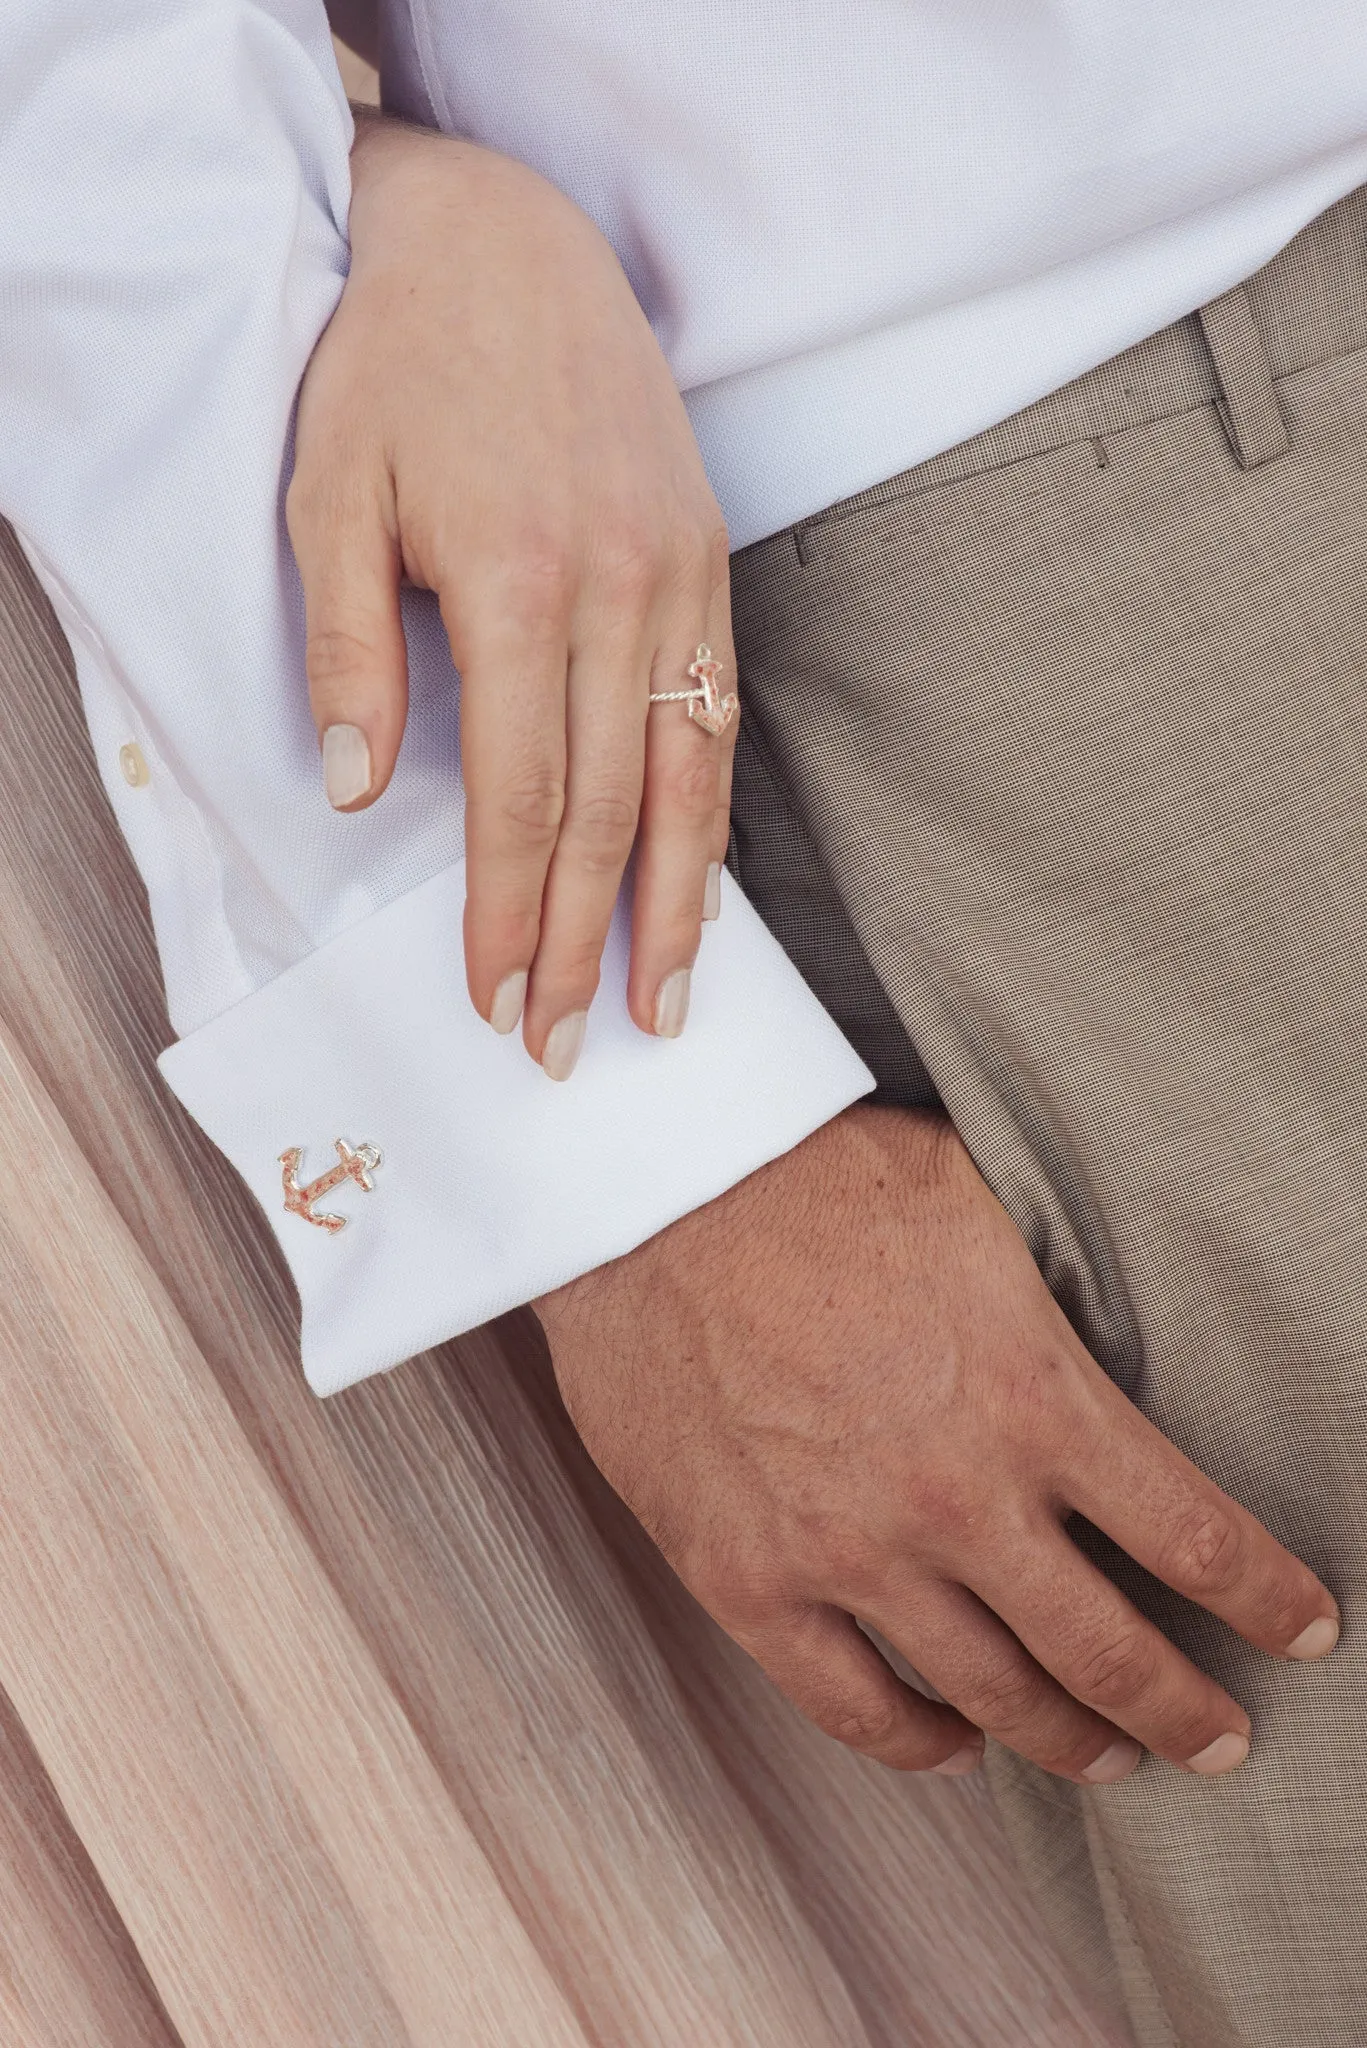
[287,114,736,1079]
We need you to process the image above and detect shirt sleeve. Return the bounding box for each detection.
[0,0,873,1395]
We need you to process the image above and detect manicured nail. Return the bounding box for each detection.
[653,968,692,1038]
[489,970,528,1036]
[542,1010,587,1082]
[1080,1737,1142,1785]
[323,723,371,808]
[1286,1615,1340,1660]
[1184,1731,1250,1776]
[703,862,722,921]
[933,1741,983,1777]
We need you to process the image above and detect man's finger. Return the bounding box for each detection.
[971,1527,1255,1774]
[522,608,650,1064]
[727,1601,984,1773]
[286,470,408,811]
[1068,1369,1340,1662]
[868,1577,1144,1784]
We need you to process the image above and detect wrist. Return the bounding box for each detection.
[534,1101,953,1339]
[346,112,484,246]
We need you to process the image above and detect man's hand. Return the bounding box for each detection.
[537,1106,1339,1782]
[288,115,736,1082]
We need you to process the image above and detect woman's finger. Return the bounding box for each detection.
[285,464,409,812]
[455,576,572,1045]
[628,587,737,1036]
[520,599,653,1075]
[703,731,738,921]
[703,576,739,921]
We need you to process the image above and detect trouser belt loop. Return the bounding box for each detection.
[1196,281,1291,469]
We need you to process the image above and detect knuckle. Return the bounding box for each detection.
[564,786,641,870]
[824,1692,902,1753]
[492,766,567,846]
[500,540,576,619]
[906,1471,981,1551]
[305,626,380,693]
[595,527,663,604]
[660,747,720,817]
[959,1661,1044,1731]
[1158,1502,1246,1597]
[815,1524,886,1601]
[1070,1626,1160,1710]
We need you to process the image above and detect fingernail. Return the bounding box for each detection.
[933,1741,983,1777]
[1286,1615,1340,1660]
[542,1010,587,1082]
[1080,1737,1142,1785]
[653,968,691,1038]
[489,970,528,1036]
[323,723,372,808]
[703,862,722,921]
[1184,1731,1251,1776]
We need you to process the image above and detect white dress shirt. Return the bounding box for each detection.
[2,1,1365,1393]
[385,0,1367,548]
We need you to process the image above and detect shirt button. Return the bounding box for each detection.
[118,742,150,788]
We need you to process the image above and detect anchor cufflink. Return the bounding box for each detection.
[280,1139,382,1232]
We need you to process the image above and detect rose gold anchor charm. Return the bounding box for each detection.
[685,646,739,736]
[280,1138,382,1232]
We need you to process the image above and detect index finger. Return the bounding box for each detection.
[1068,1368,1339,1663]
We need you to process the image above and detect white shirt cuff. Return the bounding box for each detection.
[159,861,873,1395]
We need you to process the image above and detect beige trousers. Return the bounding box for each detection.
[729,186,1367,2048]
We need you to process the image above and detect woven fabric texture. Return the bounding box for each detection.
[728,184,1367,2048]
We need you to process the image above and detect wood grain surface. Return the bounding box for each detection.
[0,521,1129,2043]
